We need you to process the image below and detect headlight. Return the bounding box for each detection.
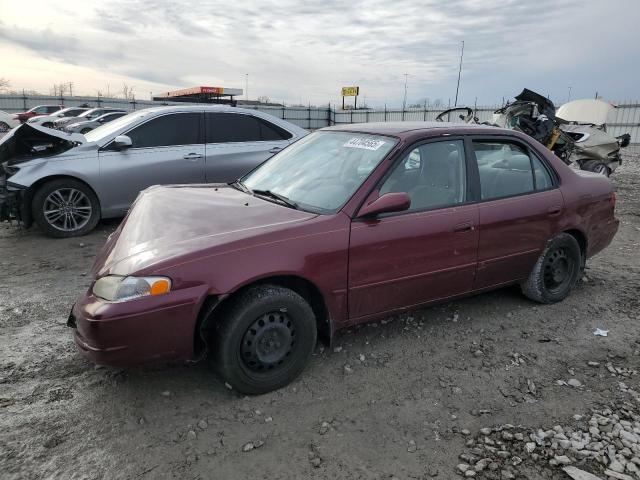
[92,275,171,302]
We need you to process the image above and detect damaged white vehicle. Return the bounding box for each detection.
[437,90,631,177]
[555,99,630,176]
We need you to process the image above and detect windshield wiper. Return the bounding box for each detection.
[252,189,298,209]
[229,180,252,194]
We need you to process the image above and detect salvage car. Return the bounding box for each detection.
[68,122,619,394]
[26,106,91,128]
[14,105,63,123]
[52,107,126,131]
[66,111,128,134]
[0,110,20,133]
[0,105,307,237]
[437,90,631,176]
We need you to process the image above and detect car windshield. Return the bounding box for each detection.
[242,131,397,213]
[83,110,149,142]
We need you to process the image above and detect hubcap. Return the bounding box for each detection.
[543,247,573,293]
[241,312,295,372]
[43,188,92,232]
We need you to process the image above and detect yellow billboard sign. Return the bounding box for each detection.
[341,86,359,97]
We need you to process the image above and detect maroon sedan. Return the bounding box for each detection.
[69,122,619,394]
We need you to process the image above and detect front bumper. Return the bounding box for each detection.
[68,284,210,366]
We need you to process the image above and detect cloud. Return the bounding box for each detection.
[0,0,639,105]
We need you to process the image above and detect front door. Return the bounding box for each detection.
[204,112,292,183]
[97,112,205,215]
[470,138,564,289]
[348,139,479,320]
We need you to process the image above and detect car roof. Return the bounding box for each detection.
[321,121,501,137]
[138,104,268,115]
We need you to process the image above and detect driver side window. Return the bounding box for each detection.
[380,140,467,212]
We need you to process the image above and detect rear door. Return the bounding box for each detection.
[97,112,206,215]
[470,137,563,289]
[204,112,293,182]
[348,138,479,319]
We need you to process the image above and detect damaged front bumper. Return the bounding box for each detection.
[0,180,30,226]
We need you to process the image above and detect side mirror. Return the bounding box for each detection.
[97,118,106,123]
[113,135,132,149]
[357,192,411,218]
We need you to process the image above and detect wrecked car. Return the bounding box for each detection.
[436,89,631,176]
[0,106,308,237]
[68,122,619,394]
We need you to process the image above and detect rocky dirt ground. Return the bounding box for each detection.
[0,153,639,480]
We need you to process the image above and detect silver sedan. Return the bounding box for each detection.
[66,111,129,134]
[0,105,308,237]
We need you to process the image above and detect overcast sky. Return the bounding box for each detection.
[1,0,638,107]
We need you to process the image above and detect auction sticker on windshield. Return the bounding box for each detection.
[343,137,387,150]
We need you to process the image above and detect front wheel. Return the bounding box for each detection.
[521,233,582,304]
[212,285,317,394]
[31,179,101,238]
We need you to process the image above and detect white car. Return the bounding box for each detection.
[26,107,90,128]
[0,110,20,133]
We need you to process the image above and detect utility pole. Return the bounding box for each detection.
[402,73,409,111]
[454,40,464,106]
[567,86,572,103]
[245,73,249,101]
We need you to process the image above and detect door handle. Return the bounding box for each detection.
[268,147,283,154]
[183,153,204,161]
[547,205,562,216]
[453,221,475,233]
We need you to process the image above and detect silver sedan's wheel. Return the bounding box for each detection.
[43,188,93,232]
[32,179,100,238]
[0,122,10,133]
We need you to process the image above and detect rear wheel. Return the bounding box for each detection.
[521,233,582,304]
[212,284,317,394]
[31,179,100,238]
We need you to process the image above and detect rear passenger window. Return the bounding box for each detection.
[206,113,262,143]
[380,140,466,211]
[531,154,553,190]
[473,142,534,200]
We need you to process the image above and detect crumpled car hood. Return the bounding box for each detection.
[94,185,319,277]
[0,123,85,165]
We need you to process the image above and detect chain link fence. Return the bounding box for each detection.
[1,94,638,145]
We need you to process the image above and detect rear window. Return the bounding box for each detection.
[205,113,291,143]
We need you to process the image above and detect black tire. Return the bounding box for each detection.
[521,233,582,304]
[212,284,317,395]
[31,179,101,238]
[0,121,10,133]
[581,160,611,177]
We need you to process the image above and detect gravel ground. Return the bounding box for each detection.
[0,154,639,480]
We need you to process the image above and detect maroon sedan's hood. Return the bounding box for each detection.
[94,185,318,276]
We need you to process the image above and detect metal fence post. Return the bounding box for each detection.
[22,90,27,110]
[384,104,387,121]
[308,103,311,130]
[350,108,354,124]
[327,103,331,127]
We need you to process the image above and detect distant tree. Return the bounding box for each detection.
[257,95,271,104]
[121,83,136,100]
[0,78,9,91]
